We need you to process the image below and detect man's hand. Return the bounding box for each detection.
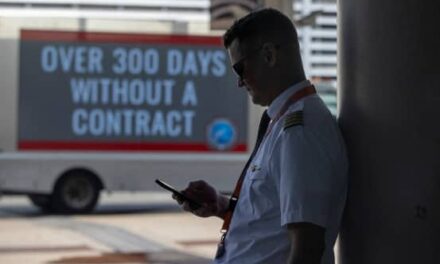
[287,222,325,264]
[172,180,229,219]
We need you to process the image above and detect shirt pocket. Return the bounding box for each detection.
[245,167,275,218]
[247,165,267,180]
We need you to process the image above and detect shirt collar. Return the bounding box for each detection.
[267,79,312,119]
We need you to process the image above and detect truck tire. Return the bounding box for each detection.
[51,171,101,214]
[28,194,51,211]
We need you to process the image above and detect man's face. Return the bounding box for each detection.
[228,39,271,106]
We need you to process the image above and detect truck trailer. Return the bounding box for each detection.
[0,12,263,213]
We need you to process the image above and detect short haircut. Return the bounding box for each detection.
[223,8,298,50]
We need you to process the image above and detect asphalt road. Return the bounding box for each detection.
[0,192,221,264]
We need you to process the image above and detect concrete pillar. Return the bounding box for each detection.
[338,0,440,263]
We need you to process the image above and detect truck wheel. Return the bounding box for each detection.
[51,171,100,214]
[28,194,51,211]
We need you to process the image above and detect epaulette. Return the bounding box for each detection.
[283,111,303,130]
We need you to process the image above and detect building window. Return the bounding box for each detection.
[315,25,337,30]
[311,63,337,68]
[312,37,337,43]
[311,50,337,55]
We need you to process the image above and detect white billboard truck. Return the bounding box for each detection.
[0,17,262,213]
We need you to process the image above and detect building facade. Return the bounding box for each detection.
[295,0,337,82]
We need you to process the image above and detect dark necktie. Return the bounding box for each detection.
[217,110,271,258]
[239,110,271,179]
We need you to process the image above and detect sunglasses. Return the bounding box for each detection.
[232,45,264,79]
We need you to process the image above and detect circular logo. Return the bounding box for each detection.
[207,119,237,151]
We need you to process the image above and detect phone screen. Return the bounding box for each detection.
[155,179,202,210]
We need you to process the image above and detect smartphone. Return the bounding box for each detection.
[155,179,202,210]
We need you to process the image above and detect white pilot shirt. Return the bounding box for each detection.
[214,80,348,264]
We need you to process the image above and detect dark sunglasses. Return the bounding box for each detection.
[232,45,264,79]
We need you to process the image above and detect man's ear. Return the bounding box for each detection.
[262,42,278,67]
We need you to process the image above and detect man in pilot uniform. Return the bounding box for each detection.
[173,8,348,264]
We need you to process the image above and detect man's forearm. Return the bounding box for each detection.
[287,247,324,264]
[287,223,325,264]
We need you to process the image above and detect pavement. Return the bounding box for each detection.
[0,193,223,264]
[0,193,341,264]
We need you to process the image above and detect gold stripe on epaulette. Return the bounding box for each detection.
[283,111,303,130]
